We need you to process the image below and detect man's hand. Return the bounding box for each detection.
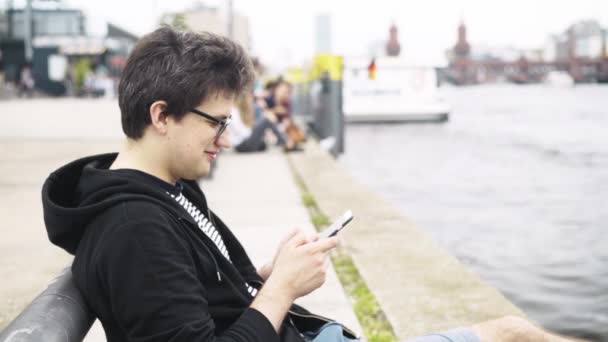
[266,230,337,300]
[250,229,338,332]
[258,228,305,281]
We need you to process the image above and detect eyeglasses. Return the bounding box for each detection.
[190,108,232,141]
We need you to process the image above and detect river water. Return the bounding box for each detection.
[338,85,608,341]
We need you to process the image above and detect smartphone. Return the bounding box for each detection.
[320,210,354,238]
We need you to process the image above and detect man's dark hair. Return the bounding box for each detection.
[118,27,254,139]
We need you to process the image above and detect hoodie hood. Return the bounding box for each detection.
[42,153,202,254]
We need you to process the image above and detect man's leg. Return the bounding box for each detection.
[235,137,266,153]
[235,118,286,153]
[471,316,573,342]
[259,117,287,146]
[406,327,480,342]
[406,316,574,342]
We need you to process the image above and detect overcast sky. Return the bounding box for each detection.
[14,0,608,68]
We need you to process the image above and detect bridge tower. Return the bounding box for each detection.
[386,23,401,57]
[450,20,476,84]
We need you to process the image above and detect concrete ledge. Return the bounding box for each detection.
[288,141,524,340]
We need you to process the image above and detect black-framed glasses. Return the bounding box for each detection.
[190,108,232,140]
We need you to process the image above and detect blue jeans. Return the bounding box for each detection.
[305,323,479,342]
[304,322,359,342]
[405,327,480,342]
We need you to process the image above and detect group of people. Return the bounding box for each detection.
[41,27,574,342]
[0,53,36,98]
[229,76,306,154]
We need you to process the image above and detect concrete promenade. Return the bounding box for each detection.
[0,98,361,340]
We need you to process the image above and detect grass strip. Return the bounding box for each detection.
[289,160,398,342]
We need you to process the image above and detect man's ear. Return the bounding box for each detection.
[149,101,170,135]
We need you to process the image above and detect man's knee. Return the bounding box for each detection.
[471,315,551,342]
[494,315,533,330]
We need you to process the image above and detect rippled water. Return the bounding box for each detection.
[338,85,608,341]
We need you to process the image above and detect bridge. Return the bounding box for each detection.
[447,56,608,84]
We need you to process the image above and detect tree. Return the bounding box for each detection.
[159,13,190,31]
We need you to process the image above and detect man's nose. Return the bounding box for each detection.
[215,129,232,149]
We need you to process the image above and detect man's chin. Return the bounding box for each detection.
[181,165,210,181]
[195,164,211,180]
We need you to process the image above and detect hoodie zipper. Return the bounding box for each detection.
[204,208,224,281]
[177,216,222,283]
[207,208,216,227]
[288,314,307,341]
[205,208,226,282]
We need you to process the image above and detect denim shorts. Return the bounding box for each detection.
[305,322,359,342]
[306,323,478,342]
[405,328,480,342]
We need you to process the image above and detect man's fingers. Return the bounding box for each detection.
[286,230,311,247]
[276,228,300,254]
[306,236,338,253]
[282,228,299,242]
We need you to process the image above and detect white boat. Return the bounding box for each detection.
[544,71,574,87]
[342,57,450,123]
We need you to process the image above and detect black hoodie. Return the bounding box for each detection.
[42,153,281,342]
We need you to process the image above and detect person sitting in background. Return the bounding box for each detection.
[261,78,307,151]
[262,79,292,124]
[230,92,299,153]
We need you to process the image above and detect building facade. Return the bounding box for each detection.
[166,4,251,53]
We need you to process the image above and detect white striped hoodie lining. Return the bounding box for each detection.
[168,191,258,297]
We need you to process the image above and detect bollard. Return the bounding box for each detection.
[0,267,94,342]
[309,54,344,157]
[286,66,314,128]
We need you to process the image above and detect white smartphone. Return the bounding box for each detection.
[320,210,354,238]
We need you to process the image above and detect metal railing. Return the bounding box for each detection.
[0,267,94,342]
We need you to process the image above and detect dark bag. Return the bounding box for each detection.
[280,303,359,342]
[285,121,307,145]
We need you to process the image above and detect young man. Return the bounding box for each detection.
[42,27,339,342]
[42,28,570,342]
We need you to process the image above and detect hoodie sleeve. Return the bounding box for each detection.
[97,215,280,342]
